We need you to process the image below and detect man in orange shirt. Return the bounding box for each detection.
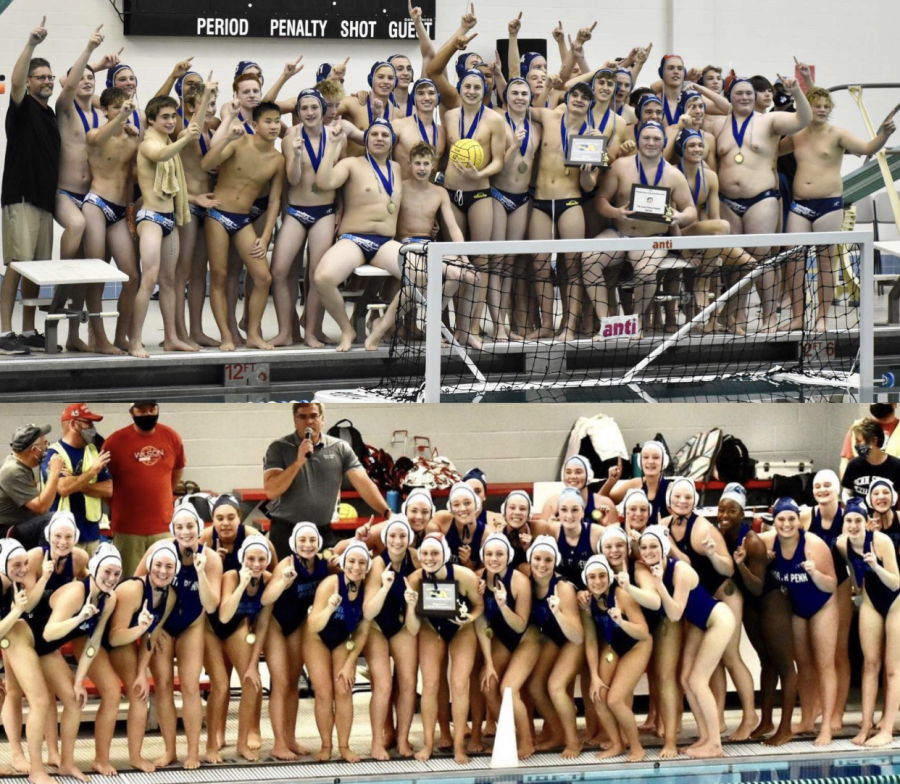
[103,401,186,575]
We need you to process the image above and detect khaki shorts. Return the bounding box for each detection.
[76,540,100,557]
[2,201,54,265]
[114,531,171,578]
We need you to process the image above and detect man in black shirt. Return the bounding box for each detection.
[842,416,900,505]
[0,17,61,355]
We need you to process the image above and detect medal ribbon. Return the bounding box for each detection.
[237,111,254,135]
[460,103,485,140]
[416,115,437,147]
[732,113,752,153]
[368,96,392,126]
[663,95,682,126]
[590,104,612,134]
[678,163,702,206]
[367,152,394,203]
[636,155,665,187]
[505,111,530,157]
[75,102,99,134]
[302,127,326,173]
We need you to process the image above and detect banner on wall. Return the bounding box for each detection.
[123,0,435,39]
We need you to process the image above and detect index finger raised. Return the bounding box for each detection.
[589,21,597,30]
[40,16,46,28]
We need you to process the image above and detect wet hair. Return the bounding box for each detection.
[232,73,262,94]
[750,75,774,94]
[146,95,178,122]
[100,87,127,110]
[629,87,652,107]
[183,83,208,106]
[66,64,95,78]
[315,79,345,103]
[409,141,436,161]
[27,58,51,77]
[252,101,281,122]
[805,86,834,110]
[853,417,886,448]
[701,65,723,84]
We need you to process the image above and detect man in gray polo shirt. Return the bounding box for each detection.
[263,401,391,555]
[0,422,65,544]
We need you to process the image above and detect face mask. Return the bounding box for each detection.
[81,426,97,442]
[870,404,894,420]
[856,444,871,459]
[133,415,159,432]
[32,444,48,461]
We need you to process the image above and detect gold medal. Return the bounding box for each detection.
[592,509,603,522]
[311,183,320,195]
[724,581,735,596]
[485,628,494,639]
[387,202,397,214]
[606,651,615,663]
[734,152,744,164]
[86,646,96,659]
[346,639,355,652]
[0,638,9,650]
[564,167,571,177]
[246,632,257,645]
[517,161,528,174]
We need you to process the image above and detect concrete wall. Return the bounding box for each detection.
[0,402,867,492]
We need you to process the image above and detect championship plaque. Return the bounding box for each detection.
[565,135,610,168]
[628,184,673,223]
[417,580,460,619]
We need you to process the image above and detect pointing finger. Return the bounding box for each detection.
[294,55,303,64]
[142,600,149,613]
[117,47,124,55]
[590,21,597,30]
[95,24,104,32]
[793,56,799,65]
[517,11,522,19]
[40,16,46,27]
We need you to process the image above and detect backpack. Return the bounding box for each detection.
[327,419,369,490]
[179,491,217,523]
[673,428,723,482]
[361,446,396,495]
[715,435,756,483]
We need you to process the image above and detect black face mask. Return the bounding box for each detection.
[133,414,159,431]
[870,404,894,420]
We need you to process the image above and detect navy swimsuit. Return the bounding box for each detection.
[662,557,719,630]
[671,513,729,596]
[809,506,848,585]
[446,519,486,568]
[847,530,900,618]
[590,589,639,657]
[209,576,263,641]
[770,530,833,620]
[163,543,205,637]
[483,568,523,652]
[531,574,570,647]
[318,573,364,651]
[557,523,595,589]
[273,555,330,637]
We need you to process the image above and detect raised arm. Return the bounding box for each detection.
[87,97,135,146]
[425,6,478,111]
[200,123,244,170]
[12,17,49,106]
[408,0,436,70]
[507,13,523,79]
[58,25,105,114]
[840,112,896,156]
[316,121,354,191]
[551,21,567,67]
[262,56,304,104]
[155,57,194,99]
[769,76,812,136]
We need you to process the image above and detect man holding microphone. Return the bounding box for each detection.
[263,401,390,556]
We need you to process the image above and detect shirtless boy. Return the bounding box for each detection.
[393,78,447,178]
[781,87,895,331]
[202,101,285,351]
[366,142,479,350]
[589,121,696,335]
[339,62,399,156]
[271,88,343,348]
[174,81,220,348]
[131,96,199,357]
[314,118,404,352]
[82,88,141,353]
[709,76,811,331]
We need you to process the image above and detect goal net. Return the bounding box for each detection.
[372,231,874,403]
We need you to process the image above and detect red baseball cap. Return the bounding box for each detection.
[62,403,104,422]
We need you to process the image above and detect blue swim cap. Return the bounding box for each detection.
[106,63,137,90]
[364,117,396,146]
[727,77,755,101]
[565,81,595,109]
[658,54,684,79]
[772,497,800,517]
[175,71,201,98]
[844,497,868,520]
[316,63,333,82]
[464,467,487,491]
[678,89,703,115]
[411,77,441,105]
[456,68,487,95]
[455,52,481,80]
[519,51,545,75]
[368,61,397,88]
[503,76,532,105]
[296,88,326,116]
[674,127,703,158]
[636,93,662,121]
[637,119,666,141]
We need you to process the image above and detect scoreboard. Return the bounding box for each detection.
[122,0,436,40]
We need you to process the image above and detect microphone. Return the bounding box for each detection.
[304,427,313,441]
